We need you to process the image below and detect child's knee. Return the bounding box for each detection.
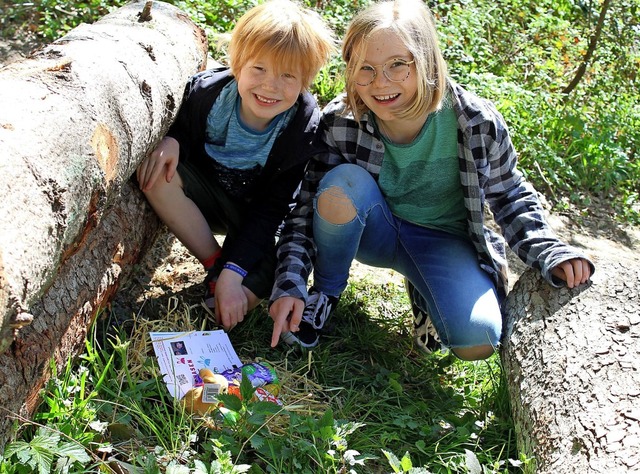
[317,186,356,224]
[141,183,162,204]
[141,176,176,202]
[452,344,496,361]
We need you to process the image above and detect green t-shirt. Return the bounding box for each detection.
[377,102,468,237]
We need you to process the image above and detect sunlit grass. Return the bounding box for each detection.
[2,275,530,473]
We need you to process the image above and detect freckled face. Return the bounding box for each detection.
[354,30,418,123]
[235,56,303,131]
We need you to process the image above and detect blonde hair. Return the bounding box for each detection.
[342,0,448,121]
[220,0,336,89]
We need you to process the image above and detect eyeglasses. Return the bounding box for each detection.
[353,58,415,86]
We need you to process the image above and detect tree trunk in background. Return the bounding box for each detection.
[562,0,611,95]
[501,255,640,473]
[0,0,207,445]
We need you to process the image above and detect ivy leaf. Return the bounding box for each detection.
[382,449,402,472]
[3,440,29,460]
[315,408,335,439]
[464,449,482,474]
[249,433,265,450]
[399,451,413,471]
[217,393,242,412]
[29,446,53,474]
[246,412,267,427]
[252,401,282,415]
[57,441,91,464]
[166,462,190,474]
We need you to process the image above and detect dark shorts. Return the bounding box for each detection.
[178,159,276,299]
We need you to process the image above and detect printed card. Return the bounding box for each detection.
[149,330,242,399]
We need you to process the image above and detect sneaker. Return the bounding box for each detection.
[404,279,441,353]
[281,288,339,348]
[203,268,218,310]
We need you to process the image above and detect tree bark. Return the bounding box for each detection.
[0,1,207,444]
[501,256,640,472]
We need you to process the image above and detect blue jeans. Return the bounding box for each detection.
[312,164,502,349]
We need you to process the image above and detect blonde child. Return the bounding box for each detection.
[137,0,334,331]
[269,0,594,358]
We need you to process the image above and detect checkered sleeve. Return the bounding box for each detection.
[270,100,359,303]
[476,96,593,284]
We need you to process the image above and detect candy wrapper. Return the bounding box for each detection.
[222,362,282,405]
[182,362,282,415]
[221,362,278,387]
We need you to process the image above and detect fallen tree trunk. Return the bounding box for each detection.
[502,255,640,472]
[0,1,207,445]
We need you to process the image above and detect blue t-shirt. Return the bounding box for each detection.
[204,81,297,198]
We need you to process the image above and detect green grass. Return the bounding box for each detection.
[1,277,531,473]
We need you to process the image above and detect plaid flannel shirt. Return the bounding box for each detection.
[270,81,592,304]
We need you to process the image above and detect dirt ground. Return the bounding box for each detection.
[0,36,42,68]
[3,37,639,321]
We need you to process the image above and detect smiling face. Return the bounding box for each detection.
[354,30,418,124]
[236,55,304,131]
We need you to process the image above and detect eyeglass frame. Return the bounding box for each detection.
[352,58,416,86]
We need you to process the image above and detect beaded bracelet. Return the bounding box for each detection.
[223,262,248,278]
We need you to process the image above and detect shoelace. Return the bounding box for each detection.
[422,316,440,342]
[413,305,440,341]
[405,278,439,342]
[302,292,333,329]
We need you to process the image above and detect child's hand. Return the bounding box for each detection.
[269,296,305,347]
[137,136,179,191]
[551,258,592,288]
[214,269,248,330]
